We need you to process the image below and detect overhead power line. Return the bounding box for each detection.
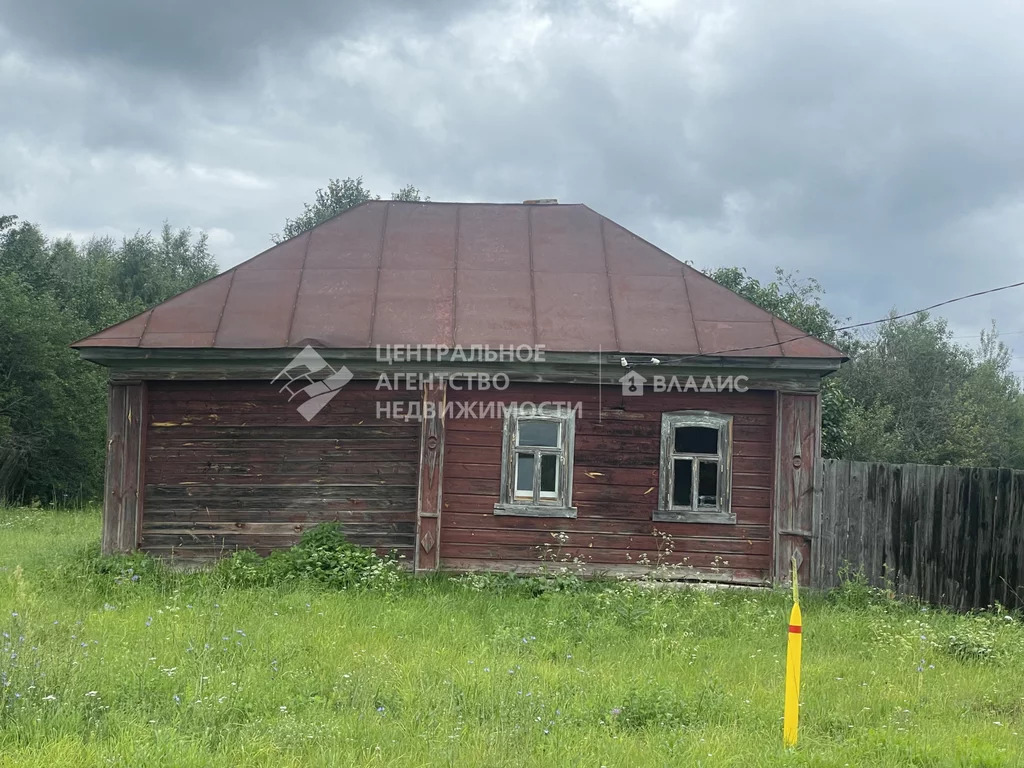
[637,278,1024,365]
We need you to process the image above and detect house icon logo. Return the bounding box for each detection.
[619,370,647,397]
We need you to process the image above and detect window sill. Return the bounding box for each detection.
[493,503,578,519]
[654,509,736,524]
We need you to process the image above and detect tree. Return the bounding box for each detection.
[0,273,107,501]
[706,266,856,457]
[112,223,216,309]
[0,217,218,503]
[704,266,1024,468]
[272,177,428,243]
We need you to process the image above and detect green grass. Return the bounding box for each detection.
[1,506,1022,767]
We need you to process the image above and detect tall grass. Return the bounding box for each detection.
[1,506,1022,766]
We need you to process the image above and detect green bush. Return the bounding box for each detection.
[216,523,405,592]
[827,565,888,609]
[945,613,1002,663]
[610,680,728,731]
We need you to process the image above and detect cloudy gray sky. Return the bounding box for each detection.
[3,0,1024,367]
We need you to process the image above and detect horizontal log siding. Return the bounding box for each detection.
[142,381,419,561]
[439,384,776,583]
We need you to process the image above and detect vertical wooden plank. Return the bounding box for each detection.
[991,469,1012,607]
[870,462,888,586]
[135,382,148,549]
[817,459,836,588]
[861,463,875,585]
[974,468,996,609]
[845,461,864,578]
[1007,472,1024,610]
[414,382,446,572]
[921,466,937,606]
[901,462,917,602]
[956,467,974,610]
[923,464,940,603]
[102,384,126,555]
[834,460,851,581]
[884,463,900,592]
[102,382,146,555]
[774,392,819,585]
[885,462,898,589]
[942,466,959,607]
[118,384,144,551]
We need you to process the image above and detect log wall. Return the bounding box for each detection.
[141,381,419,562]
[440,384,776,584]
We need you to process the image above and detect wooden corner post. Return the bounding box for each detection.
[414,382,447,572]
[773,391,820,586]
[102,381,147,555]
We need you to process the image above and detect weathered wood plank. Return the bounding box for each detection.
[414,383,446,572]
[102,383,146,554]
[816,459,1024,611]
[102,384,126,555]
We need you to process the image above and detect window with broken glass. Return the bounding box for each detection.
[655,411,734,523]
[494,405,576,518]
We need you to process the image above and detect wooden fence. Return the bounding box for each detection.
[812,459,1024,610]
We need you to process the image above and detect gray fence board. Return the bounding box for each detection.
[814,459,1024,610]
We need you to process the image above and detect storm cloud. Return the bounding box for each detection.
[2,0,1024,366]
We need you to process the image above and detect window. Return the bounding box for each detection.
[495,405,576,517]
[656,411,734,523]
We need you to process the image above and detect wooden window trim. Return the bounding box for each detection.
[655,410,735,524]
[494,404,577,518]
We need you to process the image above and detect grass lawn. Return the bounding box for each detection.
[1,507,1022,767]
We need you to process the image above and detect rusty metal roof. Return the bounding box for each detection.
[73,201,844,359]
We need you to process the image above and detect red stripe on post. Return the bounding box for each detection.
[788,625,802,634]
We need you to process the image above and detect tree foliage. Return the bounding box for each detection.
[706,266,1024,468]
[272,177,428,243]
[0,219,217,503]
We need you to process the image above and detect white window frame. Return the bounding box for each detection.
[655,410,735,524]
[494,404,576,518]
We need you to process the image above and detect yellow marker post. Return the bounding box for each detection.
[783,554,802,747]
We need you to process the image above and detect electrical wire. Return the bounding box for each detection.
[625,278,1024,366]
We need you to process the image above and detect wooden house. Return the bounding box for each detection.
[74,201,845,585]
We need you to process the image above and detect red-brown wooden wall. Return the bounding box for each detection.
[440,384,776,584]
[125,379,776,581]
[141,381,419,561]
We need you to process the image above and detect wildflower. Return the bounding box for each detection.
[145,617,152,627]
[85,691,98,697]
[173,695,181,704]
[611,708,621,716]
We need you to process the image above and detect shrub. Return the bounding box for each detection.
[945,614,999,663]
[827,566,887,608]
[217,523,405,592]
[609,681,726,730]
